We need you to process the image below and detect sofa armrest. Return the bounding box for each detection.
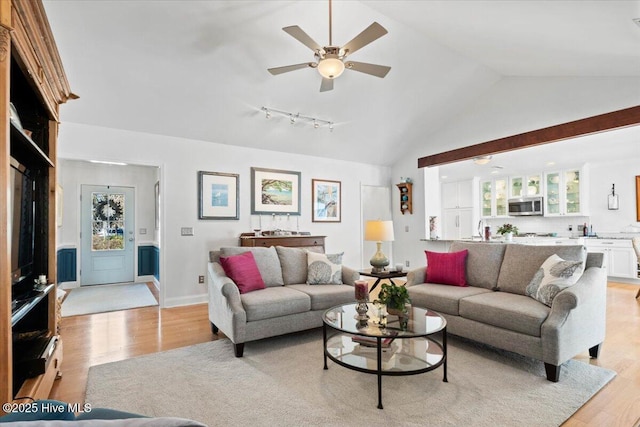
[405,267,427,287]
[541,266,607,365]
[207,262,247,344]
[341,265,359,286]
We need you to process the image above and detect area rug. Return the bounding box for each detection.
[61,283,157,317]
[85,329,615,426]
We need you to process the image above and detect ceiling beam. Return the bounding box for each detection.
[417,105,640,168]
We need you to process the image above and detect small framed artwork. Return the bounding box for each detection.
[198,171,239,220]
[312,179,341,222]
[251,167,301,215]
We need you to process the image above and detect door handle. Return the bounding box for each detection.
[129,238,135,242]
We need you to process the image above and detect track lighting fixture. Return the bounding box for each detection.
[261,106,333,131]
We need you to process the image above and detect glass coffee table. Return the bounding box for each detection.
[322,303,447,409]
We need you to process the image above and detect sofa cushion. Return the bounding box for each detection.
[275,246,308,285]
[450,242,506,290]
[525,254,585,306]
[307,252,343,285]
[425,250,468,286]
[496,245,586,295]
[459,292,551,337]
[221,247,284,287]
[406,284,492,316]
[240,287,311,322]
[287,284,354,310]
[219,251,265,294]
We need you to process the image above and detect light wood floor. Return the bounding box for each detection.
[50,282,640,426]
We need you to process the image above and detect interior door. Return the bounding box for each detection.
[360,185,392,268]
[81,185,135,285]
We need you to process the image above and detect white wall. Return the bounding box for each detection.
[390,76,640,268]
[588,158,640,233]
[57,123,391,307]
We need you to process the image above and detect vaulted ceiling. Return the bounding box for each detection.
[43,1,640,166]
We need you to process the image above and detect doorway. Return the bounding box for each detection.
[80,185,135,285]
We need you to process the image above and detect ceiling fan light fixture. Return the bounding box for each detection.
[317,57,345,79]
[473,155,492,165]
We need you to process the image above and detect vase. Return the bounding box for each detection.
[505,232,513,242]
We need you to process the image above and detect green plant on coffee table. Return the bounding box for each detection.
[375,283,411,311]
[497,223,519,235]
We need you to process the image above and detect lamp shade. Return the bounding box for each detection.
[365,220,395,242]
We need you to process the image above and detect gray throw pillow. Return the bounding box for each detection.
[525,254,585,306]
[307,251,343,285]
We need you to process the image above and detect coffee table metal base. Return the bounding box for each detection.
[322,324,448,409]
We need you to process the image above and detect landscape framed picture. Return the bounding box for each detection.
[198,171,239,220]
[251,167,301,215]
[312,179,341,223]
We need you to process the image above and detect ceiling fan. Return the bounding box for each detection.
[267,0,391,92]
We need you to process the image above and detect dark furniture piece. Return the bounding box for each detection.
[239,233,326,252]
[323,303,447,409]
[359,269,408,292]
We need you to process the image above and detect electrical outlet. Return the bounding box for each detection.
[198,275,205,284]
[578,225,584,232]
[405,260,410,267]
[405,226,409,232]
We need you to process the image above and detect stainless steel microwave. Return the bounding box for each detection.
[508,197,544,216]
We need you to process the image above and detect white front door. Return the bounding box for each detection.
[81,185,135,285]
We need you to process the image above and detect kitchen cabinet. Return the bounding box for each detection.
[442,179,475,209]
[544,168,588,216]
[480,178,508,218]
[510,174,542,198]
[442,208,474,240]
[585,239,636,279]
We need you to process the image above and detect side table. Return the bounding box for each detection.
[359,269,408,292]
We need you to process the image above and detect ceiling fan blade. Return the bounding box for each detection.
[320,78,334,92]
[268,63,315,75]
[341,22,388,57]
[345,61,391,78]
[282,26,322,52]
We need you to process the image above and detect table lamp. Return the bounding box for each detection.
[365,220,394,273]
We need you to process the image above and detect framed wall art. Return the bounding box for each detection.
[312,179,341,222]
[251,167,301,215]
[198,171,239,220]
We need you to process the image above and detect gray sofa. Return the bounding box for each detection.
[405,241,607,382]
[207,246,359,356]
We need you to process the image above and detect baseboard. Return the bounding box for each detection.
[59,281,80,290]
[164,293,207,308]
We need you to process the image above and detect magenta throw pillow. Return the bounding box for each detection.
[425,250,469,287]
[220,251,265,294]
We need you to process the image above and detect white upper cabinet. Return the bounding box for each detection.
[509,174,542,198]
[544,167,589,216]
[480,178,508,218]
[442,179,475,209]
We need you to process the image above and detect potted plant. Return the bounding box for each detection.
[497,223,519,242]
[375,283,411,315]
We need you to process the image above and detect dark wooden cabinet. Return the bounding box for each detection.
[240,234,326,252]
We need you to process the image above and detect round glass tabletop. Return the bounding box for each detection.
[323,303,446,338]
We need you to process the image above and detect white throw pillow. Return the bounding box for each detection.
[307,251,343,285]
[525,254,585,306]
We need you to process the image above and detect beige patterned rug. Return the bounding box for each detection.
[86,329,614,426]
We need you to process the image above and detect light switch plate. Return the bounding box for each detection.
[139,228,147,235]
[181,227,194,236]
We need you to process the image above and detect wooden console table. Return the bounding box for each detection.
[240,233,326,252]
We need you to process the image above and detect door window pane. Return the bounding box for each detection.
[92,193,125,251]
